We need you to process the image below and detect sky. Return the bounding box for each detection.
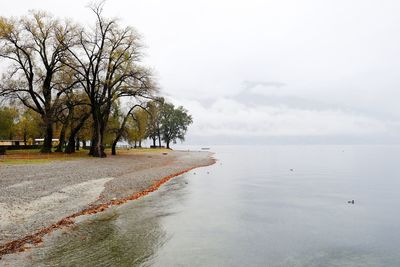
[2,0,400,144]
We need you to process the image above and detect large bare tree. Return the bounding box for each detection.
[63,3,155,157]
[0,12,76,152]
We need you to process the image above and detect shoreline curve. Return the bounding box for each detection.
[0,156,216,258]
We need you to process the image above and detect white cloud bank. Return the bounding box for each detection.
[169,82,399,144]
[177,98,390,138]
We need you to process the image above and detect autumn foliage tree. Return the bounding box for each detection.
[16,108,42,145]
[131,107,149,148]
[146,98,164,147]
[0,107,18,140]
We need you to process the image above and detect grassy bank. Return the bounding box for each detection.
[0,148,171,165]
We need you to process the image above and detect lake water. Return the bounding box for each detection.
[29,145,400,266]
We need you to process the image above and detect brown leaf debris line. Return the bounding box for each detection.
[0,160,215,258]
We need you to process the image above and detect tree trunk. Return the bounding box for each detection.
[41,117,53,153]
[89,109,106,157]
[166,140,170,149]
[139,139,142,148]
[89,134,96,155]
[65,114,89,154]
[111,140,117,155]
[134,141,137,148]
[75,137,80,151]
[41,71,54,154]
[152,137,156,147]
[157,130,161,147]
[65,135,76,154]
[82,140,87,149]
[55,123,67,152]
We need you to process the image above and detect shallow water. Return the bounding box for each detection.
[29,145,400,266]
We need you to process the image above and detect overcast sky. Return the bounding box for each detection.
[2,0,400,144]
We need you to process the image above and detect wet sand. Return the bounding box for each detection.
[0,150,215,259]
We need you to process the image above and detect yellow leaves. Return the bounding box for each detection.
[31,10,51,31]
[55,30,66,43]
[123,51,130,61]
[0,17,14,38]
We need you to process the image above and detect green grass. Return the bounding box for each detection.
[0,147,170,165]
[5,149,41,154]
[0,158,56,164]
[0,154,86,165]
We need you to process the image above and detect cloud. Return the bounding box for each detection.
[169,84,397,144]
[243,81,287,89]
[185,98,388,137]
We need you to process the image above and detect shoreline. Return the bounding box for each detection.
[0,150,215,259]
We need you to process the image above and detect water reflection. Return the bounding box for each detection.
[31,175,190,267]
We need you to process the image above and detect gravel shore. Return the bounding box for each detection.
[0,150,214,247]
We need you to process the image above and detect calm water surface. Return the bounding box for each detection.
[31,146,400,266]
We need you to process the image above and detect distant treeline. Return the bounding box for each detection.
[0,3,192,157]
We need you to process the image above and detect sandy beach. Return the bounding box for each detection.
[0,150,214,259]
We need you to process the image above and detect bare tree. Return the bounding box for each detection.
[63,3,155,157]
[0,12,76,152]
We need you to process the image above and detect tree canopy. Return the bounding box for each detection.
[160,103,193,149]
[0,3,193,155]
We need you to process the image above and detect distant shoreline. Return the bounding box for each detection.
[0,150,215,260]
